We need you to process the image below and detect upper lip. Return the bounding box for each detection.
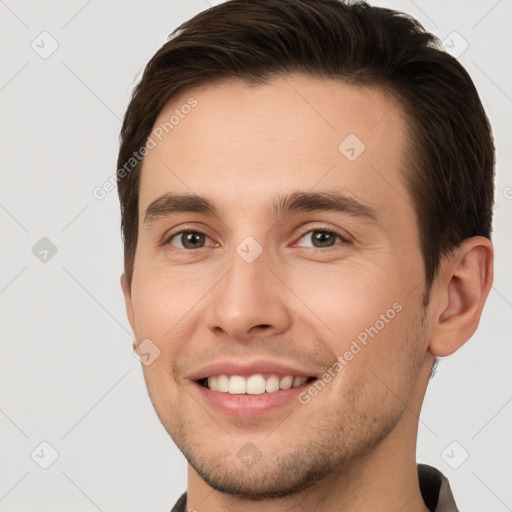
[187,359,321,381]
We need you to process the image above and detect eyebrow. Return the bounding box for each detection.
[143,190,379,226]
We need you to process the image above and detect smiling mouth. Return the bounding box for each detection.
[197,374,317,395]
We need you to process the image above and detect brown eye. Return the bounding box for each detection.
[169,231,210,249]
[311,231,337,247]
[295,229,347,249]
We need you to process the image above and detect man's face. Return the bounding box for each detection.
[122,76,434,497]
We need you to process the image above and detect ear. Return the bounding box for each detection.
[120,272,137,348]
[429,236,493,357]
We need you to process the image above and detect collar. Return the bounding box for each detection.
[418,463,460,511]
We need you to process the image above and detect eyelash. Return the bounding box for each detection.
[163,226,350,251]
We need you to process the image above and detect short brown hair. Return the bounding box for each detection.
[117,0,495,306]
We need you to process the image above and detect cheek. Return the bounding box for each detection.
[287,261,421,392]
[287,261,402,335]
[328,304,424,431]
[131,266,207,338]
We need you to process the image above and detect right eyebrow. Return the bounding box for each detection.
[144,193,219,226]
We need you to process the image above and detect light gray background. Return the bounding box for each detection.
[1,1,511,511]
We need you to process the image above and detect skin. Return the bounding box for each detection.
[121,75,493,512]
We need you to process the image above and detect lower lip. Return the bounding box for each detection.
[192,380,316,417]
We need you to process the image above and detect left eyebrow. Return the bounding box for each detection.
[143,190,379,226]
[270,190,379,224]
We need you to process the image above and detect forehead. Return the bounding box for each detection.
[139,75,412,227]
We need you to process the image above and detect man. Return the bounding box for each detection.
[117,1,495,510]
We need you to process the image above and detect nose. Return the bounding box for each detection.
[205,248,292,342]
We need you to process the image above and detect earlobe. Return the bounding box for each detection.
[429,237,493,357]
[120,272,136,336]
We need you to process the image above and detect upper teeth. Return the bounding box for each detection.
[206,374,310,395]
